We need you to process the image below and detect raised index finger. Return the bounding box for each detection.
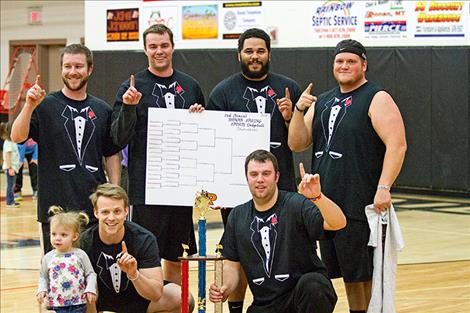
[303,83,313,95]
[130,75,135,88]
[299,162,306,179]
[35,75,40,86]
[285,87,290,99]
[121,241,128,253]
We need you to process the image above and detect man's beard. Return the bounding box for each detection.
[62,75,89,91]
[241,61,270,79]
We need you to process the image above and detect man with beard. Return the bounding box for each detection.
[206,28,301,312]
[111,24,204,286]
[288,39,407,313]
[12,44,121,254]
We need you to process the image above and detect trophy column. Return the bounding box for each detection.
[179,190,225,313]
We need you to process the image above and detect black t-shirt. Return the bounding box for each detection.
[29,91,121,222]
[207,73,301,192]
[111,69,205,205]
[223,190,330,307]
[81,221,160,312]
[311,81,386,221]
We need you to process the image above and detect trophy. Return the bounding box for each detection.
[180,190,224,313]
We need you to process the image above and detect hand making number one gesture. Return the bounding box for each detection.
[295,83,316,112]
[117,241,139,280]
[297,162,322,200]
[26,75,46,109]
[276,87,293,122]
[122,74,142,105]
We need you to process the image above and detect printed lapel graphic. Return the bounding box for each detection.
[96,252,129,293]
[243,86,276,115]
[152,81,185,109]
[250,213,278,277]
[315,96,352,160]
[60,105,97,171]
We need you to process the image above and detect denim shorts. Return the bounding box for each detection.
[51,304,86,313]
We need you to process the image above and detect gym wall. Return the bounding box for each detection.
[88,46,470,194]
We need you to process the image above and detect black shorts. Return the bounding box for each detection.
[97,281,171,313]
[319,218,373,282]
[98,293,149,313]
[131,204,197,261]
[247,272,337,313]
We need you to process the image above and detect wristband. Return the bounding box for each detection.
[309,193,322,202]
[377,184,391,190]
[127,270,140,281]
[295,103,305,112]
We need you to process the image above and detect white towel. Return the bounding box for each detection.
[366,203,404,313]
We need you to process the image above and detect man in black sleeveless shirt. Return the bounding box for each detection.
[288,39,407,313]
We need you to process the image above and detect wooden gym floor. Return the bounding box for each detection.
[1,174,469,312]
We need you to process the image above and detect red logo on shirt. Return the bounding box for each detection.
[271,215,278,225]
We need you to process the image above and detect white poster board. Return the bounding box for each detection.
[145,108,270,207]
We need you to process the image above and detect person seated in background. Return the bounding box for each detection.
[14,138,38,200]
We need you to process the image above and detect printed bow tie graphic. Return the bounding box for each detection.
[252,89,267,99]
[71,109,88,120]
[164,87,174,95]
[257,218,273,231]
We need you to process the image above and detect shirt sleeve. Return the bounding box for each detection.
[111,80,137,147]
[103,105,124,156]
[194,82,206,107]
[138,233,161,269]
[207,83,226,111]
[77,249,97,294]
[37,253,51,295]
[28,108,40,143]
[221,210,239,262]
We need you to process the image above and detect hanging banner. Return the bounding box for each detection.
[107,8,139,42]
[413,1,466,37]
[363,1,409,40]
[221,1,264,40]
[311,1,361,41]
[182,4,218,39]
[141,5,179,40]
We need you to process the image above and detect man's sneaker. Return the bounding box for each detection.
[14,192,23,201]
[6,202,21,208]
[32,191,38,200]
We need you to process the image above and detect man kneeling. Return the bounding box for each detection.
[81,183,193,313]
[209,149,346,313]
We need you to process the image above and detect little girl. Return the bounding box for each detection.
[37,206,97,313]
